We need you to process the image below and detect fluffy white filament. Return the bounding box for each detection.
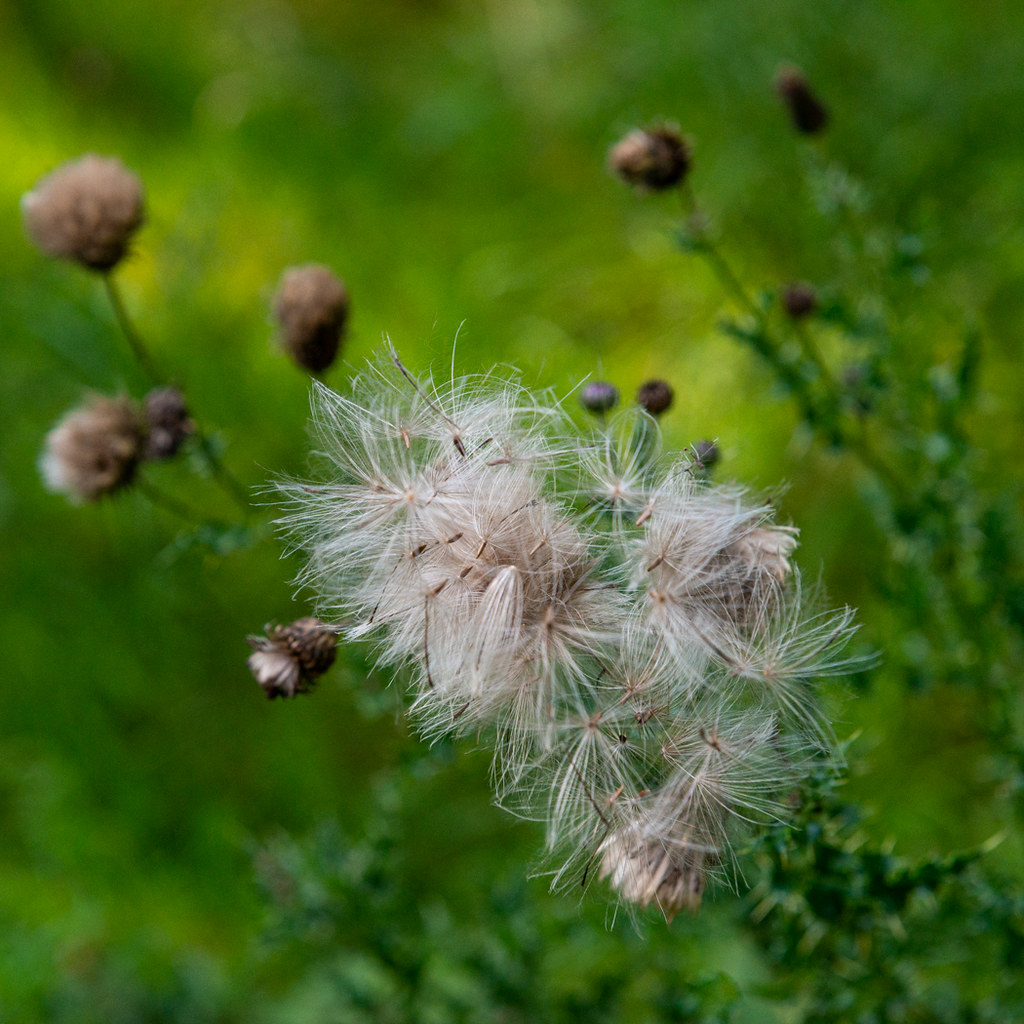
[276,352,858,918]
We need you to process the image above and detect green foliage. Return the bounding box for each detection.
[3,0,1024,1020]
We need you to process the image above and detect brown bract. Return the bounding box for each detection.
[41,395,146,502]
[272,264,349,374]
[247,617,338,699]
[609,126,691,191]
[22,154,145,271]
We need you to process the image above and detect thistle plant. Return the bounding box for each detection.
[275,350,859,919]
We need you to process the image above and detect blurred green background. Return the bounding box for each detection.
[2,0,1022,1019]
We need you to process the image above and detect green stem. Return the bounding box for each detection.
[103,274,163,385]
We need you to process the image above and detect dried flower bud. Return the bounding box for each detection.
[247,617,338,699]
[775,66,828,135]
[636,379,674,416]
[272,264,349,374]
[143,387,194,460]
[599,831,709,921]
[609,126,691,191]
[580,381,619,415]
[22,154,145,271]
[41,395,146,503]
[782,281,818,319]
[692,439,720,469]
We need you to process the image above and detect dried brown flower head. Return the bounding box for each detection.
[637,378,674,416]
[143,387,194,460]
[272,264,349,374]
[247,617,338,699]
[775,66,829,135]
[22,154,145,271]
[782,281,818,319]
[41,395,146,503]
[609,126,691,191]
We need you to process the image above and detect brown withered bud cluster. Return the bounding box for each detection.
[609,126,691,191]
[782,281,818,319]
[272,264,349,374]
[775,66,828,135]
[636,378,674,416]
[247,617,338,699]
[40,395,147,503]
[143,387,194,460]
[22,154,145,271]
[692,439,720,470]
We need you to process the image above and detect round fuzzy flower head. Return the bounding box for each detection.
[143,387,194,460]
[41,395,147,503]
[22,154,145,271]
[609,126,691,191]
[272,264,349,374]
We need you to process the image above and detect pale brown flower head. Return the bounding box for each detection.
[22,154,145,271]
[41,395,146,503]
[272,264,349,374]
[247,617,338,699]
[143,387,194,460]
[609,126,691,191]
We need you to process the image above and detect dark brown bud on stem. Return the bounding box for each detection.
[22,155,145,271]
[272,264,349,374]
[609,126,691,191]
[636,379,674,416]
[782,281,818,319]
[775,66,828,135]
[143,387,194,460]
[247,617,338,699]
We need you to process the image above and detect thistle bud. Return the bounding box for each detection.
[40,395,146,503]
[580,380,619,415]
[636,379,674,416]
[143,387,194,460]
[781,281,818,319]
[22,154,145,271]
[609,126,691,191]
[272,264,349,374]
[775,66,828,135]
[247,617,338,699]
[692,439,720,469]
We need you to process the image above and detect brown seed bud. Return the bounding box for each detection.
[22,154,145,271]
[40,395,146,503]
[775,66,828,135]
[609,126,691,191]
[247,617,338,699]
[143,387,194,460]
[272,264,349,374]
[636,379,674,416]
[782,281,818,319]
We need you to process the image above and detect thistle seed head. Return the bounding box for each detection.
[775,66,829,135]
[143,387,194,460]
[41,394,146,502]
[247,617,338,699]
[273,351,861,914]
[609,126,691,191]
[22,154,145,271]
[272,264,349,374]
